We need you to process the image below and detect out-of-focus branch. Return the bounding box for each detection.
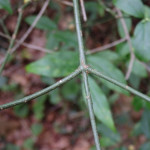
[116,8,135,80]
[56,0,73,6]
[0,32,53,54]
[80,0,87,21]
[0,7,23,75]
[86,38,126,55]
[11,0,51,54]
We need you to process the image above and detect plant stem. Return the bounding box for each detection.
[0,19,10,36]
[0,32,53,54]
[116,8,135,80]
[80,0,87,21]
[73,0,101,150]
[11,0,50,54]
[86,38,126,55]
[0,7,23,75]
[0,67,81,110]
[87,67,150,102]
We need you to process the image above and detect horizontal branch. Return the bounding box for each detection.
[86,38,126,55]
[87,67,150,102]
[0,32,53,55]
[0,67,81,110]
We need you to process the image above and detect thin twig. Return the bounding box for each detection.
[0,67,81,110]
[57,0,73,6]
[0,20,10,36]
[86,38,126,55]
[80,0,87,21]
[87,67,150,102]
[73,0,101,150]
[0,32,53,54]
[11,0,50,53]
[116,8,135,80]
[140,62,150,73]
[0,7,23,75]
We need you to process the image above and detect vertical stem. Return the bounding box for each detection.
[0,19,10,36]
[0,7,23,75]
[116,8,135,80]
[73,0,101,150]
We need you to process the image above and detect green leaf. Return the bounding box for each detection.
[100,137,116,147]
[0,76,7,88]
[46,32,59,50]
[25,16,57,30]
[133,20,150,62]
[26,51,79,77]
[95,50,120,62]
[31,123,43,136]
[140,142,150,150]
[49,89,61,104]
[144,6,150,19]
[132,96,143,111]
[116,42,130,58]
[88,77,115,131]
[127,59,148,77]
[33,95,47,120]
[141,109,150,139]
[114,0,144,18]
[23,138,34,150]
[87,55,128,94]
[5,144,20,150]
[97,123,120,147]
[14,104,29,118]
[0,0,12,14]
[62,79,80,101]
[54,31,78,49]
[46,30,78,50]
[117,16,132,38]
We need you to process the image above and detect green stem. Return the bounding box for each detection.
[0,7,23,75]
[73,0,101,150]
[0,20,10,36]
[87,67,150,102]
[0,67,81,110]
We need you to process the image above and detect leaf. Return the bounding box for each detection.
[25,16,57,30]
[140,142,150,150]
[141,109,150,139]
[26,51,79,77]
[0,76,7,88]
[117,16,132,38]
[49,89,61,104]
[114,0,144,18]
[87,55,128,94]
[5,144,20,150]
[46,30,78,50]
[14,104,29,118]
[95,50,120,62]
[23,138,34,150]
[133,20,150,62]
[33,95,47,120]
[62,79,80,101]
[88,77,115,131]
[116,42,130,58]
[127,59,148,77]
[132,96,144,111]
[97,123,120,147]
[31,123,43,136]
[46,32,59,50]
[0,0,13,14]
